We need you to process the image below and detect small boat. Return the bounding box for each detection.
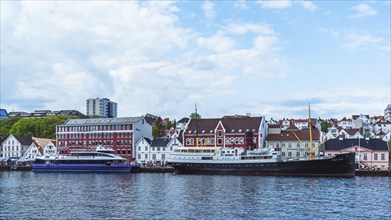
[32,146,131,172]
[166,146,356,177]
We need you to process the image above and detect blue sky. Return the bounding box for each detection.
[1,1,390,120]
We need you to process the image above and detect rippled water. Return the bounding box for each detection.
[1,172,390,219]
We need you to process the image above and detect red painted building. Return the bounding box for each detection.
[56,116,152,161]
[183,115,267,149]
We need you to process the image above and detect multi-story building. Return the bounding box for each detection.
[385,104,391,121]
[86,97,117,118]
[56,116,152,161]
[1,135,33,159]
[135,137,182,165]
[324,138,389,170]
[183,115,267,149]
[266,126,321,160]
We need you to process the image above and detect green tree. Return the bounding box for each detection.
[320,120,331,133]
[10,117,42,137]
[152,117,166,138]
[0,117,21,136]
[190,113,201,120]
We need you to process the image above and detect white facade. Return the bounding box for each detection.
[18,143,42,163]
[337,118,353,129]
[2,135,32,159]
[43,141,57,156]
[135,137,182,165]
[373,121,391,134]
[86,97,117,118]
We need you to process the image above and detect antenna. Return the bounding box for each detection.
[195,103,198,147]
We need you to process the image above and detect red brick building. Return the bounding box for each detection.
[183,115,267,149]
[56,116,152,161]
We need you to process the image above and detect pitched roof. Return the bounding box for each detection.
[177,117,190,124]
[266,129,320,141]
[324,138,388,151]
[61,116,143,126]
[13,135,33,145]
[185,117,263,134]
[151,138,171,147]
[343,128,361,135]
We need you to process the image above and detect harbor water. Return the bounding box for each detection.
[1,172,390,219]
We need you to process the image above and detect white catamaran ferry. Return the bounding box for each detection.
[32,146,131,172]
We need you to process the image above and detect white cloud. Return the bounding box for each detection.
[257,0,292,9]
[297,1,317,12]
[319,28,383,50]
[348,3,377,19]
[256,0,316,11]
[197,32,236,53]
[234,0,249,10]
[202,1,216,18]
[225,23,275,35]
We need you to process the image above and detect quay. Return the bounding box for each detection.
[138,166,175,173]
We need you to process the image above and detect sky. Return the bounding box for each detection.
[1,1,390,121]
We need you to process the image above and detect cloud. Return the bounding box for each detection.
[319,28,383,51]
[297,1,317,12]
[201,1,216,18]
[256,0,316,11]
[234,0,249,10]
[197,32,237,53]
[348,3,377,19]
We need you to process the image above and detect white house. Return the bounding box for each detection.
[373,121,391,134]
[337,117,353,129]
[176,117,190,133]
[135,137,182,165]
[2,135,33,159]
[18,142,42,165]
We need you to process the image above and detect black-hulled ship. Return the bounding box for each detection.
[166,146,355,177]
[167,103,356,177]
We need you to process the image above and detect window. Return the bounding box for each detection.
[288,152,292,157]
[296,152,300,157]
[138,146,141,151]
[363,154,368,160]
[217,130,222,137]
[145,146,148,151]
[297,143,300,148]
[374,154,378,160]
[138,154,141,159]
[145,154,148,159]
[282,152,285,157]
[381,154,385,160]
[152,154,156,160]
[217,138,223,145]
[157,147,160,151]
[162,154,165,160]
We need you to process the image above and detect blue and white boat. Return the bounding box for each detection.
[32,146,131,172]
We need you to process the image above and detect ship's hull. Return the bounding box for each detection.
[32,163,131,172]
[168,152,356,177]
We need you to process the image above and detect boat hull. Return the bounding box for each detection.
[32,164,131,172]
[168,153,356,177]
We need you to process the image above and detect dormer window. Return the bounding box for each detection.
[231,129,235,132]
[189,130,192,134]
[202,130,205,133]
[239,129,242,132]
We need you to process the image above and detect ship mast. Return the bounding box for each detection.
[195,103,198,147]
[308,103,313,160]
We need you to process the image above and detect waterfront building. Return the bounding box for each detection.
[32,137,57,156]
[1,135,33,159]
[183,115,267,149]
[7,109,85,118]
[0,135,7,158]
[385,104,391,121]
[56,116,152,161]
[18,142,42,165]
[135,137,182,165]
[266,126,321,160]
[86,97,117,118]
[324,138,389,170]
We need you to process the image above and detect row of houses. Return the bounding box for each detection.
[1,114,390,170]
